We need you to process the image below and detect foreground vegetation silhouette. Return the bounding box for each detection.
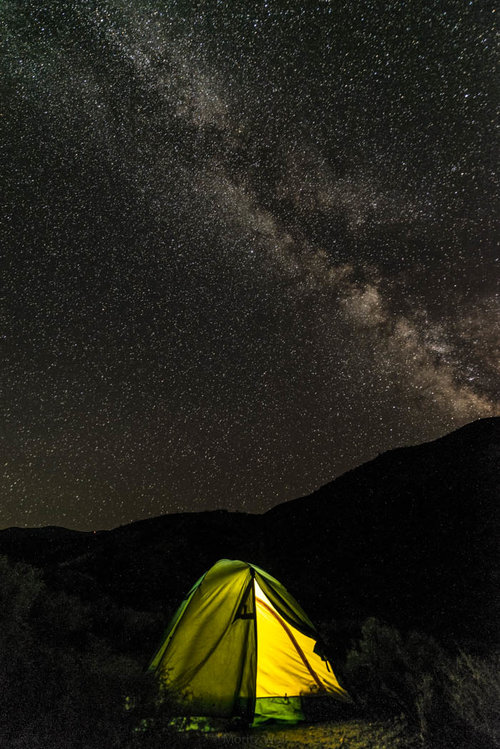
[1,556,498,748]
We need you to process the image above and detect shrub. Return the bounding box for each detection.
[0,557,142,747]
[0,556,216,748]
[344,617,500,748]
[447,650,500,747]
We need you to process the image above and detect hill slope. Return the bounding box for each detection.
[262,417,500,639]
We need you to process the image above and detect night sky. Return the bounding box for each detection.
[3,1,499,530]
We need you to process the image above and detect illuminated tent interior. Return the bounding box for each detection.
[149,559,350,726]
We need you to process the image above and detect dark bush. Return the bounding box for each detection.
[0,556,201,748]
[447,650,500,747]
[344,617,500,748]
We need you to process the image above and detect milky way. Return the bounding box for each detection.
[2,1,499,529]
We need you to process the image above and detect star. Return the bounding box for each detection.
[2,1,498,528]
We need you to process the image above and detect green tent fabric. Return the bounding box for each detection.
[149,559,350,725]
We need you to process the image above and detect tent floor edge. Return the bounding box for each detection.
[252,696,305,727]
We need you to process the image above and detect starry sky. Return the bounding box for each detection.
[2,0,499,530]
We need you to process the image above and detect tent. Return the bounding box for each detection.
[149,559,350,725]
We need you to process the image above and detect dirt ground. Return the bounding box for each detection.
[205,719,419,749]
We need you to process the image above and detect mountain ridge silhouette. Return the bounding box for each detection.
[1,417,498,643]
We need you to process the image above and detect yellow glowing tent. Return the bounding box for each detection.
[149,559,350,725]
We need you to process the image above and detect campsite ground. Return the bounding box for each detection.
[207,719,419,749]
